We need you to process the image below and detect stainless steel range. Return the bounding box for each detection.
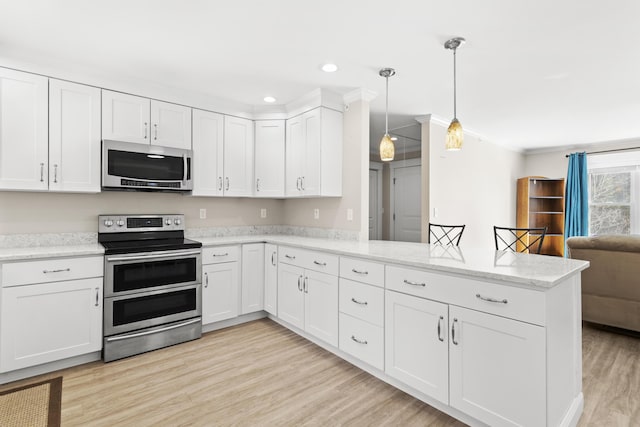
[99,214,202,362]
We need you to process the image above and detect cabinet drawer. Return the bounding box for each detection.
[339,313,384,370]
[279,246,339,276]
[202,246,239,265]
[385,265,546,325]
[278,246,306,268]
[339,278,384,327]
[2,256,103,287]
[339,257,384,287]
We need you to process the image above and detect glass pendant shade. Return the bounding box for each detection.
[380,133,395,161]
[446,118,463,151]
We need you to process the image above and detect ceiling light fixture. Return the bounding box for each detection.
[322,63,338,73]
[444,37,465,151]
[379,67,396,162]
[263,96,276,103]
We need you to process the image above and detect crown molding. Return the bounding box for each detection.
[414,114,432,124]
[343,88,377,105]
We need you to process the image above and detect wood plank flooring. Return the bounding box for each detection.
[1,319,638,426]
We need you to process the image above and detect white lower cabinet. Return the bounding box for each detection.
[264,244,278,315]
[339,313,384,370]
[0,278,103,372]
[241,244,264,314]
[202,246,240,324]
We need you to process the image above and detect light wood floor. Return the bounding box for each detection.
[1,319,639,426]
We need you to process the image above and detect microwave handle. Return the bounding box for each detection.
[183,154,187,184]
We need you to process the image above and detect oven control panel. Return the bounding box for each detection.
[99,214,185,233]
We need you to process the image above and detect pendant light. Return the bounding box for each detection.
[379,67,396,162]
[444,37,465,151]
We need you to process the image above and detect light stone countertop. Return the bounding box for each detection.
[0,235,589,290]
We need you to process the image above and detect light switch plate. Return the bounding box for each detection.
[313,208,320,220]
[199,209,206,219]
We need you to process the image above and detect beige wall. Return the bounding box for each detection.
[429,120,525,251]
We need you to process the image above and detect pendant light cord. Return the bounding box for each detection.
[453,48,457,120]
[385,75,389,134]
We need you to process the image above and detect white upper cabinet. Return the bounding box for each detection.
[285,107,342,197]
[102,90,191,149]
[49,79,101,192]
[223,115,254,197]
[254,120,285,197]
[192,109,224,196]
[0,68,48,191]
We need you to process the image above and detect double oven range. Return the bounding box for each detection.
[99,214,202,362]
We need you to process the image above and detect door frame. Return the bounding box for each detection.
[389,158,422,241]
[369,162,383,240]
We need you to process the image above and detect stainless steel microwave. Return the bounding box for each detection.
[102,140,193,192]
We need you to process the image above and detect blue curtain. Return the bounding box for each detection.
[565,152,589,247]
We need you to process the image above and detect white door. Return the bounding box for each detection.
[192,109,224,196]
[277,263,305,329]
[101,90,150,144]
[241,244,265,314]
[0,68,48,191]
[0,278,102,372]
[385,290,449,404]
[301,108,321,195]
[264,244,278,316]
[449,306,546,427]
[304,270,338,346]
[285,115,304,196]
[202,262,240,324]
[49,79,101,193]
[254,120,285,197]
[392,161,422,242]
[150,100,192,149]
[223,115,254,196]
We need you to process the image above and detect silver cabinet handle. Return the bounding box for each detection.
[40,162,45,182]
[43,268,70,274]
[313,260,327,266]
[451,318,459,345]
[256,178,260,192]
[218,177,223,191]
[476,293,508,304]
[95,287,100,307]
[296,177,301,191]
[351,335,368,345]
[212,252,229,257]
[225,177,230,191]
[144,122,148,139]
[437,316,444,342]
[351,297,368,306]
[204,272,209,288]
[403,279,426,287]
[271,252,276,266]
[301,176,305,191]
[304,276,308,293]
[53,164,58,183]
[297,275,303,292]
[351,268,368,275]
[285,254,295,260]
[154,123,158,140]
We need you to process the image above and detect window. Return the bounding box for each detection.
[588,152,640,235]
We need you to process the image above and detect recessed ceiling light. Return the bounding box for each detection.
[264,96,276,103]
[322,63,338,73]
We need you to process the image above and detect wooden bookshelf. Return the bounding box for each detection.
[516,176,566,256]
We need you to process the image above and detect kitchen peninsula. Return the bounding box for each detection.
[0,234,588,427]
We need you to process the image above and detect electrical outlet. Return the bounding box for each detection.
[313,208,320,220]
[260,208,267,218]
[347,208,353,221]
[199,208,206,219]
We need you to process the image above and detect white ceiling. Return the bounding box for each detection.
[1,0,639,152]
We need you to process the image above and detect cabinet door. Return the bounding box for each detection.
[150,100,192,149]
[449,306,546,427]
[304,270,338,346]
[385,290,449,405]
[0,278,102,372]
[301,109,321,196]
[254,120,285,197]
[202,262,240,324]
[0,68,48,191]
[49,79,101,192]
[223,115,254,196]
[264,244,278,315]
[192,109,224,196]
[102,90,150,144]
[285,115,303,196]
[277,263,305,329]
[241,243,265,314]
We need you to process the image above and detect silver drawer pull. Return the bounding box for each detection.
[351,335,368,345]
[476,293,508,304]
[313,260,327,266]
[403,279,426,287]
[212,253,229,257]
[351,268,368,275]
[43,268,70,274]
[285,254,296,260]
[351,297,368,306]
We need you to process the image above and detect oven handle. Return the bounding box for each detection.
[105,318,201,342]
[106,250,201,262]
